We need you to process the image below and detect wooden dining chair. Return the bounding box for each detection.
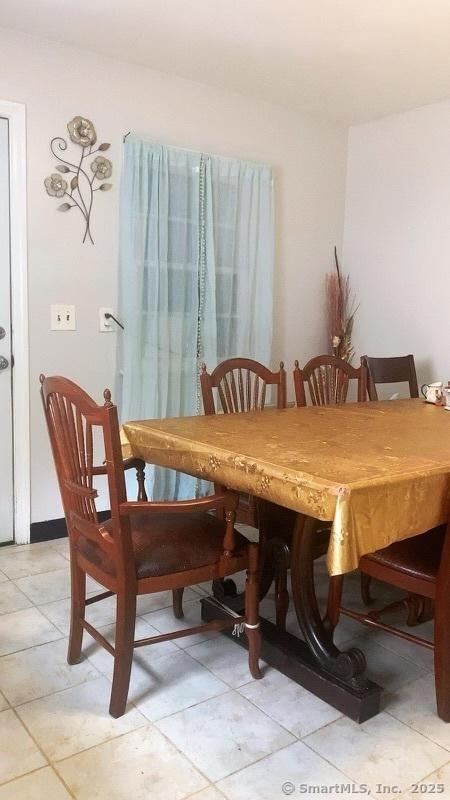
[200,358,286,528]
[293,354,367,407]
[361,354,419,401]
[360,354,426,622]
[200,358,289,627]
[327,524,450,721]
[293,355,368,627]
[201,357,287,418]
[40,375,261,718]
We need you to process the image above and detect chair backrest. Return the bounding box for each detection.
[293,355,367,406]
[40,375,133,570]
[361,355,419,401]
[201,358,287,415]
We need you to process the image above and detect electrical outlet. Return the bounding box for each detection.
[50,305,76,331]
[99,307,114,332]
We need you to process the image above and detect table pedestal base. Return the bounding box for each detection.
[200,594,382,724]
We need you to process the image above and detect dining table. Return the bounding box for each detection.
[121,398,450,722]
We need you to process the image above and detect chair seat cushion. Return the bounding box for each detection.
[361,526,445,583]
[77,512,248,580]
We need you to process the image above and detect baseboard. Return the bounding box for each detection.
[30,511,110,543]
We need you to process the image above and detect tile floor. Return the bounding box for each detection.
[1,533,449,799]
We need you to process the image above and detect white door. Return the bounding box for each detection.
[0,117,14,543]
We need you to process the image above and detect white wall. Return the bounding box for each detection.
[0,27,347,524]
[343,98,450,389]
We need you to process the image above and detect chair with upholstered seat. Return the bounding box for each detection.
[329,524,450,721]
[200,358,289,625]
[201,357,287,526]
[359,354,428,622]
[40,375,261,718]
[293,355,368,626]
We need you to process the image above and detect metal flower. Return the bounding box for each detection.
[67,116,97,147]
[91,155,112,180]
[44,173,68,198]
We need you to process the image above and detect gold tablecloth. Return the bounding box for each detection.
[121,399,450,575]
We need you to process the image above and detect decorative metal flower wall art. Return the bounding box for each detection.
[44,117,112,244]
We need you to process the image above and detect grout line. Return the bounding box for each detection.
[2,541,447,796]
[48,763,78,799]
[384,707,450,754]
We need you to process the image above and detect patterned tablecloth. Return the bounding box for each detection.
[121,399,450,575]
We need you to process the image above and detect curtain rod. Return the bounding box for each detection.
[121,132,272,169]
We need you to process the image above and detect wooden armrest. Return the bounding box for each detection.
[91,457,145,476]
[63,480,98,500]
[120,491,237,517]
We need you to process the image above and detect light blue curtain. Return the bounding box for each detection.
[118,139,274,500]
[117,139,200,499]
[201,155,274,366]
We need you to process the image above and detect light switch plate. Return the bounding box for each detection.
[50,304,76,331]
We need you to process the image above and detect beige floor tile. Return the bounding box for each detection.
[49,538,70,559]
[239,667,342,737]
[136,587,199,615]
[188,788,226,800]
[367,626,434,672]
[130,649,229,721]
[0,693,8,712]
[84,617,178,677]
[0,547,68,580]
[0,542,52,553]
[194,581,213,595]
[143,598,220,649]
[0,766,71,799]
[400,761,450,798]
[55,725,207,800]
[0,709,47,784]
[217,740,353,800]
[0,638,99,706]
[387,673,450,750]
[341,634,428,692]
[0,571,8,583]
[0,582,32,615]
[39,592,118,635]
[16,676,146,761]
[186,635,262,689]
[0,608,61,656]
[156,690,294,782]
[14,567,71,605]
[305,712,449,794]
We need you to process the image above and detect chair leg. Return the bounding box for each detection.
[406,593,423,626]
[109,591,136,718]
[361,573,373,605]
[275,571,289,630]
[172,588,184,619]
[67,552,86,665]
[324,575,344,633]
[245,542,262,680]
[418,597,434,624]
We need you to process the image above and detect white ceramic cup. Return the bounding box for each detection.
[421,382,443,404]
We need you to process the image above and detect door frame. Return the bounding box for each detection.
[0,100,29,545]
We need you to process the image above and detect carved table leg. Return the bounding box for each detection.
[291,514,368,688]
[202,509,381,721]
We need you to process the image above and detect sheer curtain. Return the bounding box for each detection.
[118,138,274,500]
[201,155,274,366]
[117,138,200,499]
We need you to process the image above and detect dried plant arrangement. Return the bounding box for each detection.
[326,247,358,363]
